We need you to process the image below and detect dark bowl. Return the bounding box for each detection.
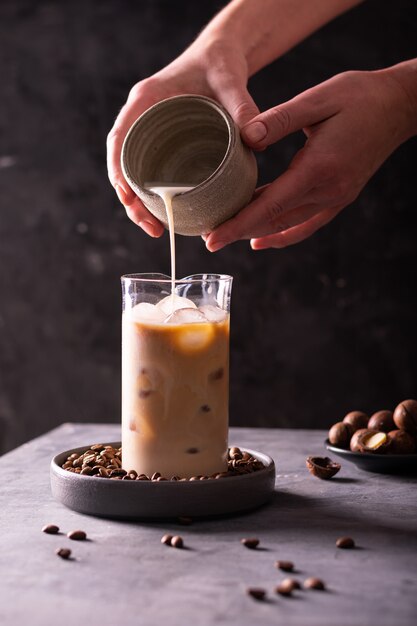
[325,439,417,474]
[51,443,276,520]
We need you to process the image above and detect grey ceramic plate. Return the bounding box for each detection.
[325,439,417,474]
[51,443,276,520]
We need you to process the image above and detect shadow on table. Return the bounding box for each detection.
[108,488,417,547]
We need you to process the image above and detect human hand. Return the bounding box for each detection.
[106,37,259,237]
[205,66,417,251]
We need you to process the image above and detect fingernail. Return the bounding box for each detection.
[243,121,267,143]
[139,220,162,237]
[115,184,127,204]
[207,240,228,252]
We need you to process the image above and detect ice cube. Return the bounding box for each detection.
[129,302,166,323]
[199,304,227,323]
[157,294,197,316]
[165,307,208,325]
[175,325,214,351]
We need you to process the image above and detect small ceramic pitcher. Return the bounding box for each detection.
[121,95,258,236]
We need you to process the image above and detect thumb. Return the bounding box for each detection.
[219,85,260,128]
[241,87,337,149]
[209,71,259,127]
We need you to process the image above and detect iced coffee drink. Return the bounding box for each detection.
[121,274,232,478]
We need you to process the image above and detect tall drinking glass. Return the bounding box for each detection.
[121,273,233,479]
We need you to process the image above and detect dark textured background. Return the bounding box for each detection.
[0,0,416,454]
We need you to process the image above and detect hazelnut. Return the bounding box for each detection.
[367,410,395,433]
[328,422,353,449]
[343,411,369,432]
[351,429,388,454]
[350,428,371,452]
[387,430,416,454]
[393,399,417,435]
[306,456,341,479]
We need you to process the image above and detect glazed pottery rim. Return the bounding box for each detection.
[121,94,236,195]
[51,442,275,484]
[120,272,233,285]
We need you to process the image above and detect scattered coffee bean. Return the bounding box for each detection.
[200,405,211,412]
[56,548,72,560]
[161,534,173,545]
[42,524,59,535]
[275,560,294,572]
[171,535,184,549]
[67,530,87,541]
[304,577,325,590]
[275,579,298,596]
[151,472,161,481]
[336,536,355,549]
[247,588,266,601]
[241,538,259,549]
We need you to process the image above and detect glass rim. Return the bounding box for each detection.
[121,272,233,284]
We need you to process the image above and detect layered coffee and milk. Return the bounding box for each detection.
[121,185,231,478]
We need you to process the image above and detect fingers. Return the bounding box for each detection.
[107,85,165,236]
[205,165,315,251]
[241,85,339,149]
[124,201,165,238]
[250,206,342,249]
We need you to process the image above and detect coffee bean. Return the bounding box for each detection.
[67,530,87,541]
[171,535,184,548]
[241,538,259,549]
[42,524,59,534]
[275,560,294,572]
[336,536,355,549]
[247,588,266,601]
[56,548,71,560]
[200,405,211,412]
[61,444,268,482]
[161,534,173,545]
[229,446,242,460]
[275,579,298,596]
[110,469,127,477]
[156,476,167,481]
[304,577,325,590]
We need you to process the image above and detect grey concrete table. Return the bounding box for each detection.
[1,424,416,626]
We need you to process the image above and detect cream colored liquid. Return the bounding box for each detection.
[145,184,194,300]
